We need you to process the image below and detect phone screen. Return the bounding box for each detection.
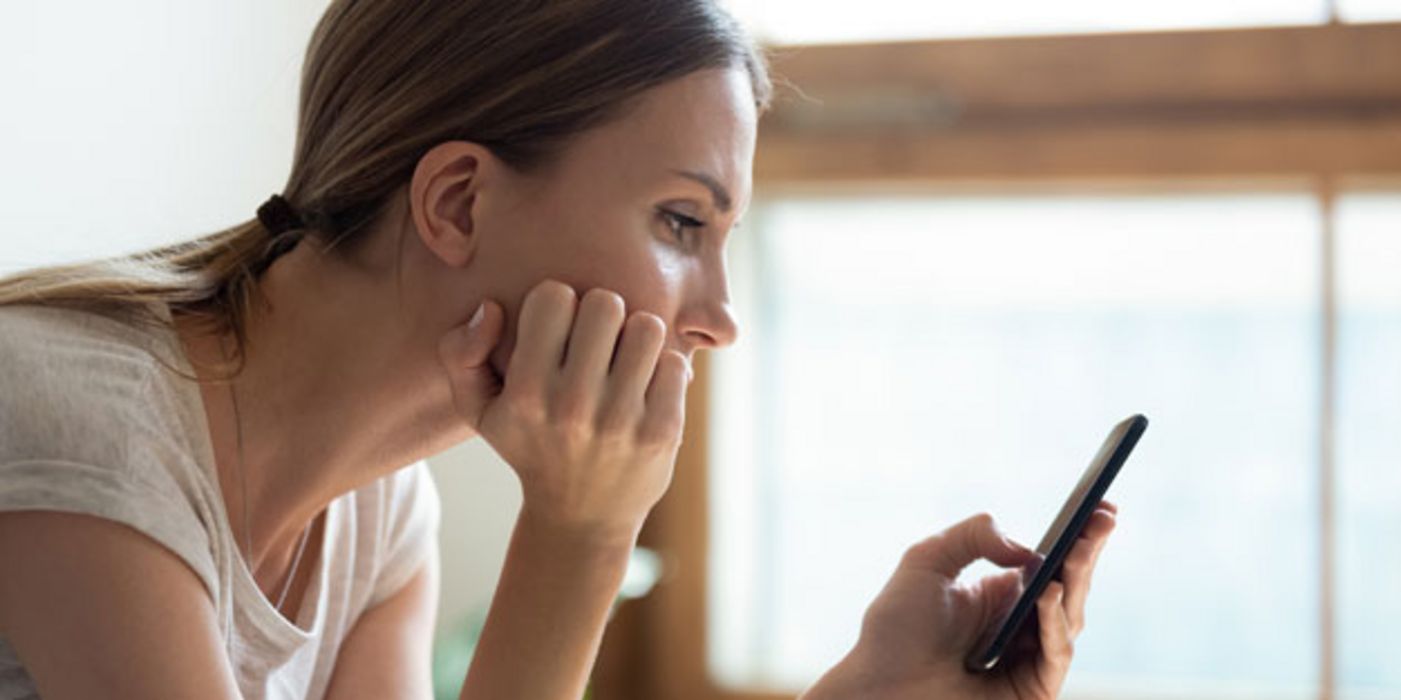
[963,414,1148,673]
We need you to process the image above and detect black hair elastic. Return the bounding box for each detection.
[256,194,306,235]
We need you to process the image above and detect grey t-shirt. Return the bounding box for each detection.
[0,302,441,700]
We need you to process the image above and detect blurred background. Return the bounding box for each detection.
[3,2,1400,700]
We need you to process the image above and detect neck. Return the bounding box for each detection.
[176,232,470,592]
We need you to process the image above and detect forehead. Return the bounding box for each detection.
[549,68,757,209]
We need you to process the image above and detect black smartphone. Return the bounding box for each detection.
[963,413,1148,673]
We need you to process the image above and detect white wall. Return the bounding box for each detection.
[0,0,519,641]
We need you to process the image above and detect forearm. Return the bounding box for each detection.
[458,507,636,700]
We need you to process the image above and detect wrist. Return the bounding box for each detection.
[516,505,641,557]
[805,649,917,700]
[517,503,644,553]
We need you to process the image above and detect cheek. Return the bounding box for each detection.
[485,239,686,376]
[585,243,686,320]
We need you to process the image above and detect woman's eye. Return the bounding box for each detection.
[659,209,704,246]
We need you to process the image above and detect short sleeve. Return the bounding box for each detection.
[0,458,220,596]
[0,305,221,597]
[367,460,442,607]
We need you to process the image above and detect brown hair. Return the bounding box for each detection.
[0,0,772,374]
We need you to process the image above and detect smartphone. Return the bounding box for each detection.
[963,413,1148,673]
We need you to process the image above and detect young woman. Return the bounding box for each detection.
[0,1,1116,698]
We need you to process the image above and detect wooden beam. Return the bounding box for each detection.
[763,23,1401,122]
[757,115,1401,182]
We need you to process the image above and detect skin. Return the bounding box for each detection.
[0,66,1116,699]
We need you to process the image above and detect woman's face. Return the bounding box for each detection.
[413,67,757,380]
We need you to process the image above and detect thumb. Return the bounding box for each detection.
[909,513,1039,580]
[437,300,505,423]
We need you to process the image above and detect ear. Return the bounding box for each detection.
[409,141,500,268]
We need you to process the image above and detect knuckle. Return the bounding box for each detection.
[583,288,627,320]
[656,350,689,381]
[548,389,592,428]
[595,403,633,434]
[901,541,926,565]
[626,311,667,342]
[859,605,887,637]
[638,413,682,446]
[1062,558,1085,577]
[531,279,578,308]
[902,533,940,561]
[506,392,547,424]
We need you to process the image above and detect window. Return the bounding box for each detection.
[1339,0,1401,22]
[1336,190,1401,698]
[598,19,1401,700]
[711,190,1325,696]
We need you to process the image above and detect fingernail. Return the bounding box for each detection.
[468,302,485,331]
[1005,536,1034,554]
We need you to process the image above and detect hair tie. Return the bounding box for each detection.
[256,194,306,235]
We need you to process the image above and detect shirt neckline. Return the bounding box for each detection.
[149,300,333,648]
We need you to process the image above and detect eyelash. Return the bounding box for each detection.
[659,209,705,246]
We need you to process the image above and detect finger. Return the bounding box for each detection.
[1035,581,1073,685]
[440,300,505,371]
[561,288,626,392]
[507,280,578,392]
[1061,510,1115,636]
[639,349,688,443]
[907,513,1039,580]
[1082,506,1117,544]
[437,300,506,421]
[1098,500,1118,515]
[979,569,1027,626]
[608,312,667,405]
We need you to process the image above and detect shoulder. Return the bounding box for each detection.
[0,304,176,435]
[359,460,442,549]
[0,302,172,374]
[0,303,223,596]
[0,303,189,464]
[356,461,441,607]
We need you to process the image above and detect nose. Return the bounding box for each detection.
[675,251,741,361]
[678,299,740,355]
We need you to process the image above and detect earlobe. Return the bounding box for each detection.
[409,141,493,268]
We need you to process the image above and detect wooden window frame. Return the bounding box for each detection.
[593,22,1401,700]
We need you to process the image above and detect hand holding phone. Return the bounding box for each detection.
[964,414,1148,672]
[803,415,1142,700]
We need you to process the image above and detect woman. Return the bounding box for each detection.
[0,1,1116,698]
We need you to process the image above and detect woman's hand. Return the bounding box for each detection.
[804,503,1118,700]
[437,279,690,544]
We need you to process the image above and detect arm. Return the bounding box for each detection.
[435,283,690,700]
[324,548,441,700]
[0,511,243,700]
[457,509,633,700]
[323,504,632,700]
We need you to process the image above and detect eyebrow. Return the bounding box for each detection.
[670,169,733,214]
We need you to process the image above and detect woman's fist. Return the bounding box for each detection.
[440,279,691,542]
